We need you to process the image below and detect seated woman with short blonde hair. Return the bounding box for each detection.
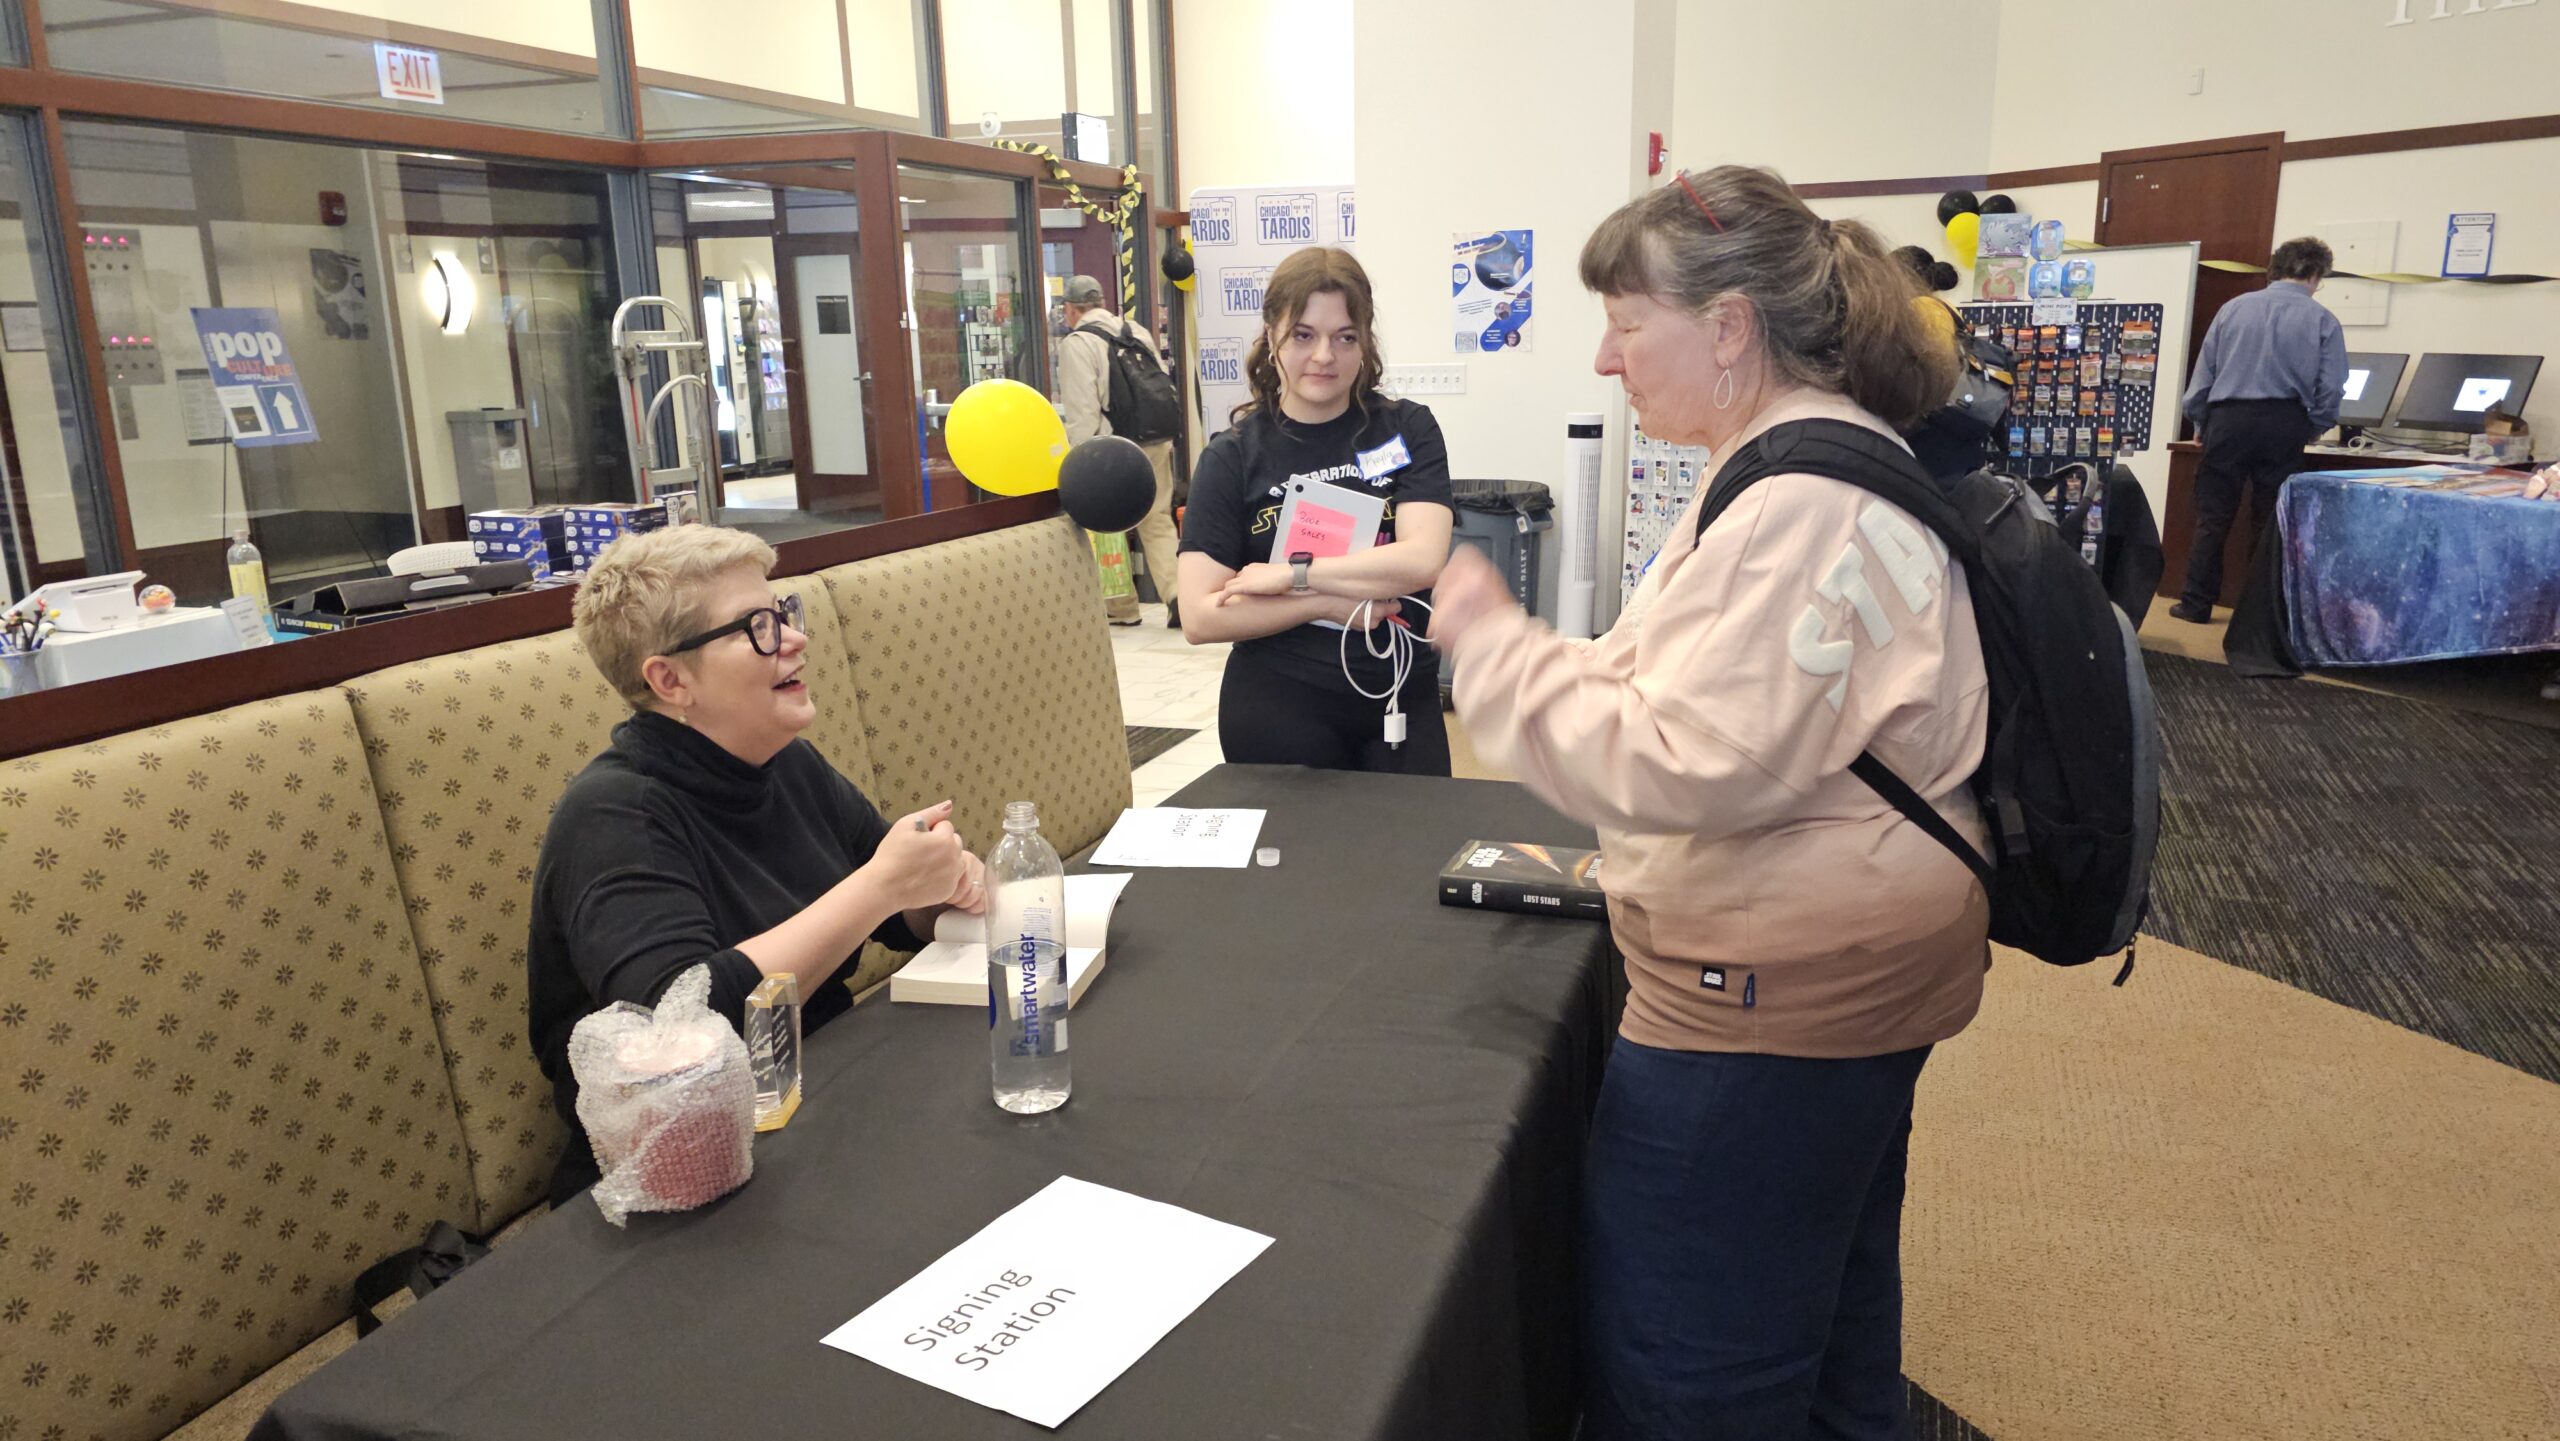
[528,525,982,1203]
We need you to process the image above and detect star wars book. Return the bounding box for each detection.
[1437,839,1607,920]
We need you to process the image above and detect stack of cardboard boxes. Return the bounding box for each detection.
[561,503,669,570]
[465,508,569,578]
[467,501,672,578]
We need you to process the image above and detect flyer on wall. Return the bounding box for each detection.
[1453,230,1533,354]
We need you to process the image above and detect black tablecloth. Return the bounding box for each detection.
[254,766,1615,1441]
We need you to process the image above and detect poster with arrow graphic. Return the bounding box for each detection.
[190,306,318,447]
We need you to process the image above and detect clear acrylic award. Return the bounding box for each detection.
[745,973,802,1131]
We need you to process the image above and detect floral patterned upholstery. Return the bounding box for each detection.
[341,576,874,1230]
[0,694,473,1441]
[821,517,1132,861]
[1,519,1120,1440]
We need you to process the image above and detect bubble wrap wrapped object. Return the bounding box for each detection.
[568,965,757,1226]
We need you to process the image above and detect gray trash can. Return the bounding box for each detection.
[1438,479,1553,704]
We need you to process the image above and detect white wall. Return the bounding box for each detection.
[1172,0,1352,192]
[1672,0,1997,182]
[2280,137,2560,442]
[1356,0,1671,630]
[1990,0,2560,172]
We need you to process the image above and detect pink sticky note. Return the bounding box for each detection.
[1282,500,1359,558]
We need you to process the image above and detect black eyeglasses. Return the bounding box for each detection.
[667,593,804,658]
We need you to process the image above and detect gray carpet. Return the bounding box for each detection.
[1907,1381,1993,1439]
[2143,653,2560,1084]
[1125,725,1197,769]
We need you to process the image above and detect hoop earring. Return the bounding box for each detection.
[1713,369,1737,411]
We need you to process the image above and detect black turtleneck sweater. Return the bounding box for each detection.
[528,709,923,1202]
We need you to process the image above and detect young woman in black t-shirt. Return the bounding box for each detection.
[1177,247,1455,775]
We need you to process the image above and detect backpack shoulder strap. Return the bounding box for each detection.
[1690,419,1993,880]
[1078,320,1145,356]
[1693,418,1963,554]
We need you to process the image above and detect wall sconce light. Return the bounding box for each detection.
[422,250,475,335]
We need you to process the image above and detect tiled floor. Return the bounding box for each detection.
[1111,602,1231,805]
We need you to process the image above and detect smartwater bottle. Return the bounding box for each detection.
[987,800,1070,1114]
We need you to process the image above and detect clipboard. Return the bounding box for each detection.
[1268,478,1387,631]
[1267,478,1386,564]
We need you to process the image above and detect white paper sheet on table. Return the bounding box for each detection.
[820,1176,1274,1428]
[1089,807,1266,868]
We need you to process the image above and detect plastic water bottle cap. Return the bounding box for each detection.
[1255,847,1280,867]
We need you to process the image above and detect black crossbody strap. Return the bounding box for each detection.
[1848,751,1993,886]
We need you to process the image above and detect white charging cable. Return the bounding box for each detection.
[1340,595,1436,747]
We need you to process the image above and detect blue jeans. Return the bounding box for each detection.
[1582,1040,1934,1441]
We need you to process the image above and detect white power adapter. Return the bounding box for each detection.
[1342,595,1434,750]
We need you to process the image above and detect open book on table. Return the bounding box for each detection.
[888,872,1133,1007]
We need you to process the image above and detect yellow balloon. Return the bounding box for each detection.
[1944,212,1982,266]
[946,378,1067,496]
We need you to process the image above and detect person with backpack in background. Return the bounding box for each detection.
[1431,166,1990,1441]
[1059,274,1183,626]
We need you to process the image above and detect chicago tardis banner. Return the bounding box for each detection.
[1186,184,1354,441]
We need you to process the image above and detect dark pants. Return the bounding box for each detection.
[1216,641,1450,776]
[1583,1040,1934,1441]
[2182,398,2315,610]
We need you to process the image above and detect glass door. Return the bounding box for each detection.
[650,168,882,520]
[895,165,1033,510]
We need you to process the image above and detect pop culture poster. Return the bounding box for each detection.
[1453,230,1533,354]
[1185,184,1354,441]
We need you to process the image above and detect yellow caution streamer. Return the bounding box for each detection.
[2056,237,2551,285]
[993,140,1146,312]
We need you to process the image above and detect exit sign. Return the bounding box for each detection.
[374,43,443,105]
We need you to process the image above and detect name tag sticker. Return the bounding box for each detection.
[1355,434,1412,482]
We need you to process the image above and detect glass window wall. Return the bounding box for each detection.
[0,116,113,604]
[43,0,614,136]
[633,0,935,138]
[649,168,884,520]
[62,121,628,605]
[940,0,1123,161]
[899,165,1032,508]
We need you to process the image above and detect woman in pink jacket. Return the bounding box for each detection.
[1433,166,1989,1440]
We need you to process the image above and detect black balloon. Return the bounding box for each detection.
[1936,190,1980,226]
[1162,246,1195,283]
[1058,435,1157,533]
[1980,193,2018,215]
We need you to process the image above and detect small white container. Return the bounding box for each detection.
[36,571,146,632]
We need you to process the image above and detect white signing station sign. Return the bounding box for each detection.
[821,1176,1273,1427]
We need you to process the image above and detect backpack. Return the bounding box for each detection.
[1693,419,2159,980]
[1076,320,1181,443]
[1921,301,2018,447]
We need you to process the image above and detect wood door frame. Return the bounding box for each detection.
[2095,130,2284,257]
[2097,131,2284,439]
[772,229,881,516]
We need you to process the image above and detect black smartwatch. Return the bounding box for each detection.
[1289,551,1314,594]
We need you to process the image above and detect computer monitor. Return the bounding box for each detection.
[2335,351,2407,431]
[2389,352,2543,434]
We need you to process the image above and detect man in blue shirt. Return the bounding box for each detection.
[2170,237,2348,623]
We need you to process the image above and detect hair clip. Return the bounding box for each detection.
[1674,171,1726,234]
